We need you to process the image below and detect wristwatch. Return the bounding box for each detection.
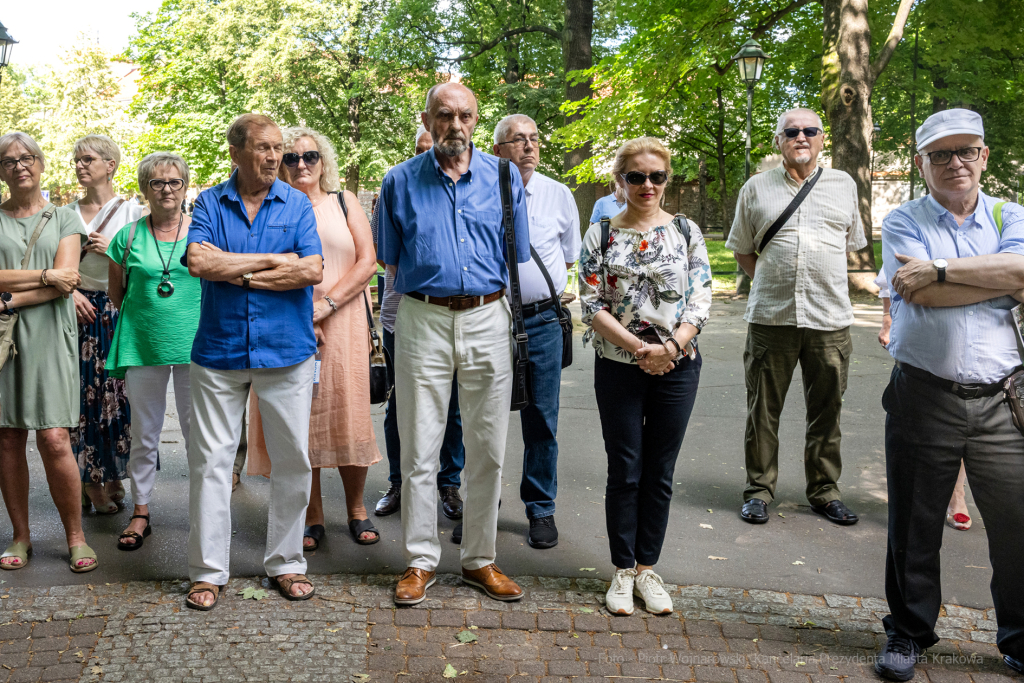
[934,258,948,283]
[1,292,12,312]
[242,272,253,289]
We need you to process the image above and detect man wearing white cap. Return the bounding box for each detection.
[876,108,1024,681]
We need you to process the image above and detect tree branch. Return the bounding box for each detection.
[750,0,819,38]
[871,0,914,81]
[454,25,563,62]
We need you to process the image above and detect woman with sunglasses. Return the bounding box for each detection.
[0,131,99,573]
[67,135,146,515]
[578,136,712,617]
[245,127,382,548]
[105,153,201,551]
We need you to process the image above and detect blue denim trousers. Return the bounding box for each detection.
[519,308,564,519]
[383,329,465,488]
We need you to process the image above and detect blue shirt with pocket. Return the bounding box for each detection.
[377,144,531,297]
[183,172,323,370]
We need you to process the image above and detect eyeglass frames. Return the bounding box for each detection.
[0,155,39,171]
[496,136,540,149]
[148,178,186,191]
[282,151,321,167]
[922,147,983,165]
[621,170,669,186]
[782,127,822,139]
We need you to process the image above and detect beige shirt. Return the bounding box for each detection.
[726,164,867,331]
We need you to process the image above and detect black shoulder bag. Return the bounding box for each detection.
[336,191,394,405]
[757,167,823,253]
[499,159,532,411]
[528,246,573,369]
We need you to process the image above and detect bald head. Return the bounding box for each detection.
[425,82,478,117]
[422,82,479,159]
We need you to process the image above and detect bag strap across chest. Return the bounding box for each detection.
[22,205,56,270]
[758,166,823,253]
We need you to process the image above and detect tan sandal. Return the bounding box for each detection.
[185,582,223,611]
[271,574,316,601]
[0,542,32,570]
[69,544,98,573]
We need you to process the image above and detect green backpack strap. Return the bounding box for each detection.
[994,201,1007,235]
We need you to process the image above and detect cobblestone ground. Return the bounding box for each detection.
[0,574,1018,683]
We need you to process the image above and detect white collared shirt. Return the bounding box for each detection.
[71,196,146,292]
[519,172,581,304]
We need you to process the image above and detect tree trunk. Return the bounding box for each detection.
[505,36,521,113]
[698,154,708,229]
[346,94,361,194]
[821,0,876,273]
[563,0,596,236]
[932,74,948,113]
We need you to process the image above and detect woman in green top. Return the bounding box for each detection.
[106,152,201,551]
[0,131,98,573]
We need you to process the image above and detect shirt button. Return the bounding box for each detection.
[458,209,462,214]
[463,267,468,271]
[968,311,974,316]
[460,239,465,243]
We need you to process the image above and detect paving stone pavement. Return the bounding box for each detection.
[0,574,1018,683]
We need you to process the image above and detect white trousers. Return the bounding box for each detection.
[187,357,314,585]
[124,365,191,506]
[395,296,513,571]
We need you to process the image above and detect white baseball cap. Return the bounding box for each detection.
[915,108,984,150]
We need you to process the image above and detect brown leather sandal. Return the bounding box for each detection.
[270,574,316,601]
[185,582,223,611]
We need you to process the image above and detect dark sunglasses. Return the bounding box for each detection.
[282,151,321,167]
[783,127,822,139]
[621,170,669,186]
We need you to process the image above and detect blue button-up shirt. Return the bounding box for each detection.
[183,173,323,370]
[377,144,531,297]
[883,191,1024,383]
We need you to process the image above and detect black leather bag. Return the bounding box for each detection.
[529,246,573,369]
[499,158,532,411]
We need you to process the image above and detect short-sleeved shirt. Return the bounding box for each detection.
[182,172,323,370]
[726,164,867,331]
[105,218,201,378]
[882,192,1024,384]
[377,144,531,297]
[520,172,581,304]
[590,193,625,223]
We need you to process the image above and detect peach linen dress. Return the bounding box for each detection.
[247,194,382,474]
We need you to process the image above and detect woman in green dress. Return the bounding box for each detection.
[106,152,201,551]
[0,131,99,573]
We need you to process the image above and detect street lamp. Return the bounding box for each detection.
[0,21,17,90]
[731,38,768,181]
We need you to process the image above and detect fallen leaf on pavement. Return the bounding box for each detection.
[456,630,478,644]
[707,509,713,513]
[778,513,786,518]
[238,587,269,600]
[443,663,458,678]
[708,556,728,561]
[579,607,594,613]
[700,524,713,529]
[792,561,805,565]
[579,568,596,572]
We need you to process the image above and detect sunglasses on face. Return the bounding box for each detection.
[783,127,822,139]
[621,170,669,186]
[282,151,321,167]
[923,147,982,166]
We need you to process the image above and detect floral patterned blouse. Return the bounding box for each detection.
[579,216,713,364]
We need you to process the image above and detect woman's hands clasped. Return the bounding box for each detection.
[635,342,676,375]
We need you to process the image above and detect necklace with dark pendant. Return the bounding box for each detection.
[150,213,183,298]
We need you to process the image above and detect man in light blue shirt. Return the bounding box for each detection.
[590,183,625,223]
[876,109,1024,681]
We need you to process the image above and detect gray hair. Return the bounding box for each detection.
[0,131,46,170]
[280,127,341,194]
[415,125,428,144]
[773,108,825,150]
[73,134,121,173]
[493,114,537,145]
[137,152,190,193]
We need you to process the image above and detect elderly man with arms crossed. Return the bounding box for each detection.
[378,83,531,605]
[491,113,579,549]
[182,113,324,610]
[874,108,1024,681]
[727,107,866,527]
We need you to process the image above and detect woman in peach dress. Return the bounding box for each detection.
[247,127,381,547]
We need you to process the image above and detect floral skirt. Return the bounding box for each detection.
[72,289,131,484]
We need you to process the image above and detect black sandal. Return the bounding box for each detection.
[303,524,325,552]
[348,518,380,545]
[117,515,152,551]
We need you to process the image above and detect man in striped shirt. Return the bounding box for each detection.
[726,107,866,527]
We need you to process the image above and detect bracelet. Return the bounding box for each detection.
[666,337,683,356]
[323,296,338,312]
[40,269,48,286]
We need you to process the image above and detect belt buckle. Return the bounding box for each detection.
[448,296,471,311]
[953,383,982,399]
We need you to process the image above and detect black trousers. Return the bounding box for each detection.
[595,352,702,569]
[882,366,1024,660]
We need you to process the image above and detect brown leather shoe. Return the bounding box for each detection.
[461,564,523,602]
[394,567,436,605]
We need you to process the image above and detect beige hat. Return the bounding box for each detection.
[916,109,984,150]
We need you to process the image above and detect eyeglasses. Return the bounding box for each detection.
[497,136,540,149]
[1,155,39,171]
[282,151,321,167]
[148,178,185,192]
[923,147,983,165]
[621,171,669,186]
[782,127,822,139]
[74,155,106,167]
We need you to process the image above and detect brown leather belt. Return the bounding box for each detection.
[407,289,505,311]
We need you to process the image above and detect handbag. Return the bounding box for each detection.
[499,158,533,411]
[0,205,57,373]
[529,245,573,369]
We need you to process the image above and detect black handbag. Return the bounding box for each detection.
[529,246,573,369]
[499,158,532,411]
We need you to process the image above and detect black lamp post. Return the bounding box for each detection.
[731,38,768,181]
[0,21,17,90]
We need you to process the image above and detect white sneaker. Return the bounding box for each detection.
[634,569,673,614]
[605,568,636,615]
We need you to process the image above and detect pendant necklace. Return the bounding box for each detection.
[150,213,183,298]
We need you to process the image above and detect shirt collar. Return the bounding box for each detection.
[223,170,288,205]
[429,142,480,181]
[923,190,992,229]
[780,162,820,186]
